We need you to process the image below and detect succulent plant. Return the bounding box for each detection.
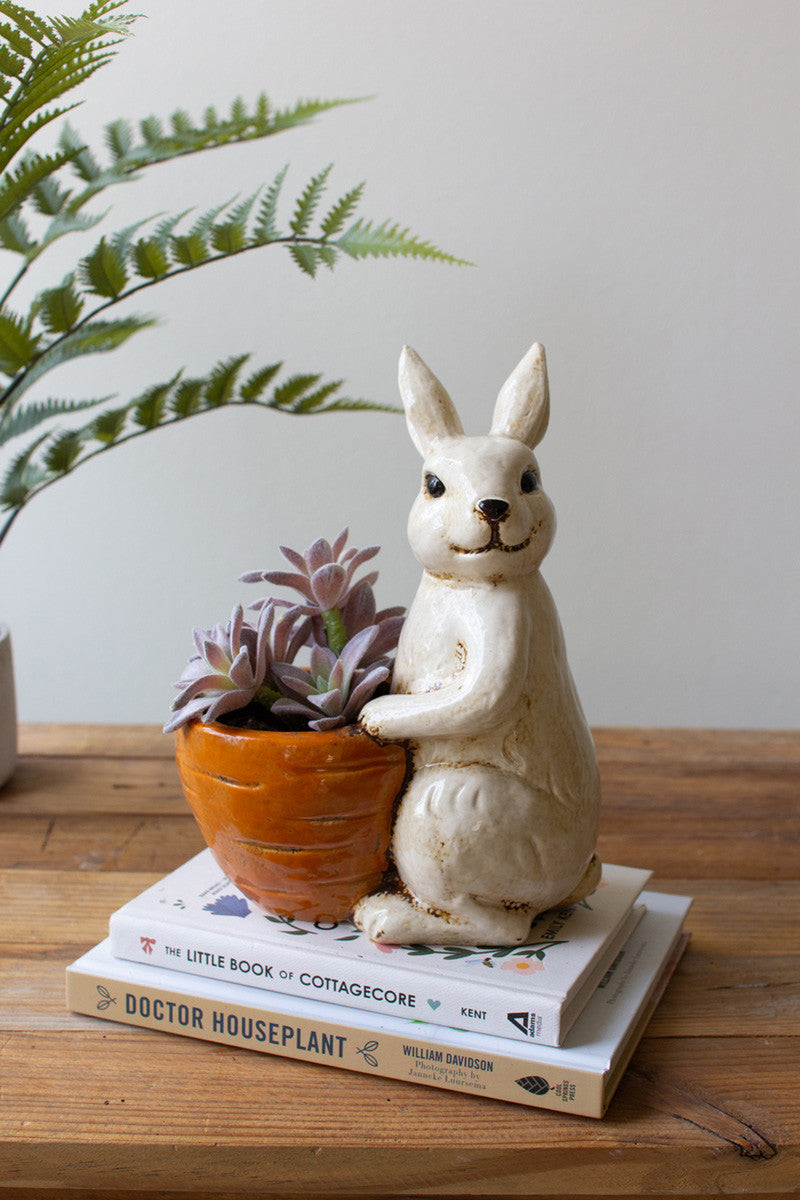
[270,625,392,732]
[166,529,403,733]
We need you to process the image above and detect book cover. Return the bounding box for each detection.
[69,890,691,1118]
[108,851,651,1046]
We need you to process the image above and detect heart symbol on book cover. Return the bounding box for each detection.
[427,999,441,1010]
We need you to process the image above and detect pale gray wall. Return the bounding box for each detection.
[3,0,798,727]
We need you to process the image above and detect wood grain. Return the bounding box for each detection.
[1,725,798,1198]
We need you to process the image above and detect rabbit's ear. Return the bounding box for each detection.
[490,341,550,448]
[399,345,464,456]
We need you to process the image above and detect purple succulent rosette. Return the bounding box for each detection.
[271,624,392,732]
[165,528,404,733]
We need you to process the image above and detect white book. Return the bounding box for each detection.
[70,891,691,1119]
[108,850,651,1046]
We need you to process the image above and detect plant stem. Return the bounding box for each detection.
[322,607,347,656]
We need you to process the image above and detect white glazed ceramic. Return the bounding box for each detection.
[356,342,601,945]
[0,623,17,787]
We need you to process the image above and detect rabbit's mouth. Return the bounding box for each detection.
[453,527,535,555]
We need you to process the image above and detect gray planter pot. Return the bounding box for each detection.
[0,624,17,786]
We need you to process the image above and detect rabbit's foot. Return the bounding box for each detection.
[353,890,535,947]
[556,853,602,907]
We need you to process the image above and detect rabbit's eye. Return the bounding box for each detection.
[425,473,446,498]
[520,468,538,493]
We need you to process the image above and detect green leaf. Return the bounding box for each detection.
[319,182,365,238]
[290,164,332,236]
[288,243,320,278]
[43,428,83,474]
[38,202,106,252]
[37,275,84,332]
[204,355,249,407]
[8,315,155,404]
[139,113,163,145]
[30,169,72,215]
[59,122,102,182]
[105,116,133,160]
[90,405,127,444]
[210,191,258,255]
[132,378,176,429]
[271,373,322,410]
[317,244,337,270]
[292,379,346,413]
[0,306,37,371]
[0,147,77,222]
[239,361,282,401]
[0,210,34,254]
[0,394,111,447]
[170,230,207,267]
[251,164,287,243]
[170,377,204,417]
[79,235,128,297]
[0,432,47,508]
[0,44,26,79]
[131,235,169,279]
[335,219,473,265]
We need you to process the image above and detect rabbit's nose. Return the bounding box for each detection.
[478,498,510,523]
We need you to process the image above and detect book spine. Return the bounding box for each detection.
[108,913,567,1047]
[66,964,606,1118]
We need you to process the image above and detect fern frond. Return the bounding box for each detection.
[38,202,106,251]
[288,243,321,278]
[292,379,345,413]
[239,361,282,401]
[132,377,177,429]
[131,234,169,279]
[0,147,79,221]
[170,377,203,417]
[37,274,83,332]
[0,353,398,529]
[105,116,133,160]
[0,393,109,446]
[334,218,473,265]
[0,431,47,507]
[290,164,332,237]
[29,168,72,215]
[79,234,128,297]
[269,96,364,134]
[204,354,249,407]
[42,427,82,473]
[251,164,287,243]
[210,191,258,255]
[0,5,136,174]
[0,305,37,372]
[271,373,322,410]
[0,210,33,254]
[90,403,126,443]
[319,182,365,238]
[6,314,154,405]
[0,4,50,46]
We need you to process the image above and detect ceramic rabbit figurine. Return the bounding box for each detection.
[355,341,601,945]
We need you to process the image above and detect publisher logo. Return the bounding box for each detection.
[507,1011,539,1038]
[515,1075,577,1103]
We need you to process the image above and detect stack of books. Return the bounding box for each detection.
[67,851,691,1117]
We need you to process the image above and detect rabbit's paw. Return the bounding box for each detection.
[359,694,406,741]
[354,890,535,947]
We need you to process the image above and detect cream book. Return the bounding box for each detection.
[70,890,691,1118]
[108,850,651,1046]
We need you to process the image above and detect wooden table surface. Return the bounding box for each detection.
[0,724,798,1199]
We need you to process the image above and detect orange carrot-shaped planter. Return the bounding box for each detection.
[175,720,407,923]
